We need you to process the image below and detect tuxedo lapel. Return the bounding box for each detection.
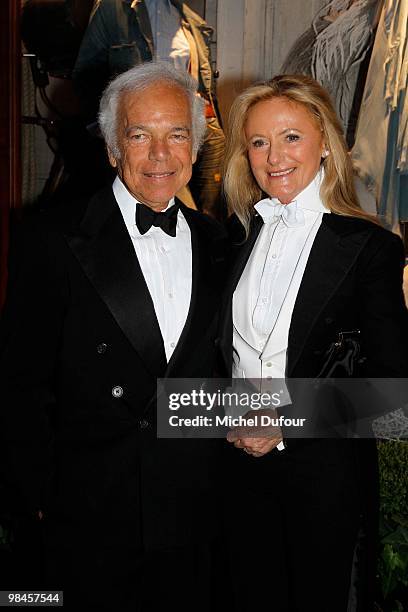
[65,188,167,378]
[165,204,222,376]
[287,214,375,376]
[219,213,263,374]
[228,213,264,296]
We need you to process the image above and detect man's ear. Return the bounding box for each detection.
[192,150,197,164]
[107,148,118,168]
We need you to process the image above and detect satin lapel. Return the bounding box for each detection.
[228,214,264,294]
[165,204,221,377]
[219,214,263,375]
[287,214,375,376]
[65,188,166,378]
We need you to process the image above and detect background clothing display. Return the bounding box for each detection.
[352,0,408,230]
[73,0,225,218]
[144,0,191,69]
[282,0,380,146]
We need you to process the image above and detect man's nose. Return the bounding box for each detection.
[148,138,170,161]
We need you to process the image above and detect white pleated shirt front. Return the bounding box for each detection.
[113,176,192,362]
[233,171,329,380]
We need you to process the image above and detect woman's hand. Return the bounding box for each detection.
[228,433,283,457]
[226,409,283,457]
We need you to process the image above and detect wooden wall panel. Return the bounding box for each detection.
[269,0,325,75]
[216,0,327,125]
[216,0,246,124]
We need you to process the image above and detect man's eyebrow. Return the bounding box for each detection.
[125,125,191,132]
[125,124,148,133]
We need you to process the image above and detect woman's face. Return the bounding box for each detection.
[244,97,325,204]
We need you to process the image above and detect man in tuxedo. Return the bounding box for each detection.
[0,62,226,611]
[72,0,225,217]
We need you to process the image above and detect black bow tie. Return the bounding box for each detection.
[135,202,180,237]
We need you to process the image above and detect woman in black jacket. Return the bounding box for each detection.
[218,74,408,612]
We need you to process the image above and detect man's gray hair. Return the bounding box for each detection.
[98,62,207,159]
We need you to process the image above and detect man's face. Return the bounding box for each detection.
[110,82,196,211]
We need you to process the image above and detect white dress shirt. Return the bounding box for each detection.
[233,171,329,380]
[113,176,192,362]
[145,0,190,72]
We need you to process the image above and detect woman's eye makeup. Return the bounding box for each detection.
[247,132,302,149]
[248,138,269,149]
[286,133,301,142]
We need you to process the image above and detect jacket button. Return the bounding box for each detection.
[112,385,123,398]
[325,317,334,325]
[139,419,149,429]
[96,342,107,354]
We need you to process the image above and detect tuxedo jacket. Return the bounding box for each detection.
[217,212,408,612]
[0,187,227,551]
[219,212,408,381]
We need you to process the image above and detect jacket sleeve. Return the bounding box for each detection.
[72,2,113,121]
[280,228,408,445]
[0,219,68,518]
[357,229,408,377]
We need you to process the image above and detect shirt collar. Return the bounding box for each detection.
[112,175,175,232]
[254,168,328,217]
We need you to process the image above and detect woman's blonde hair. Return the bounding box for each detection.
[223,74,377,234]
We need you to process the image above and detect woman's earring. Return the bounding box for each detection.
[322,149,330,158]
